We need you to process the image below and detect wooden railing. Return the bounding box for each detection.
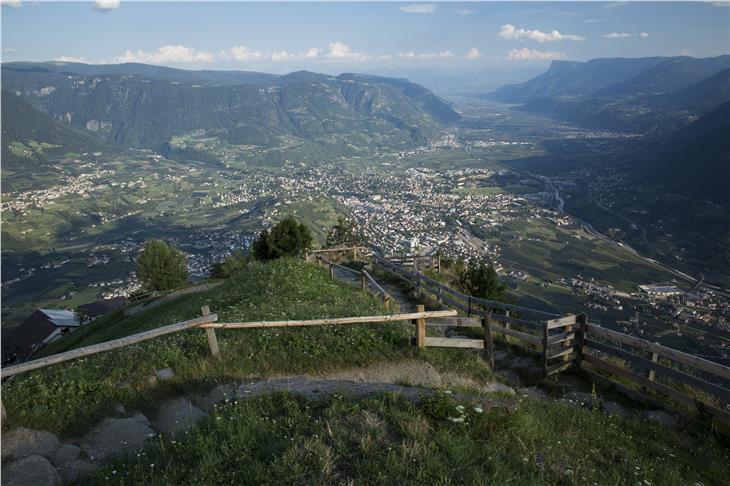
[314,253,394,310]
[373,254,730,424]
[373,254,563,360]
[578,322,730,424]
[0,307,456,418]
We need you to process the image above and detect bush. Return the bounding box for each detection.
[325,216,363,248]
[251,217,313,260]
[136,239,188,291]
[211,251,249,279]
[454,259,507,302]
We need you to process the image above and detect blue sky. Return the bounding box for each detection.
[2,1,729,85]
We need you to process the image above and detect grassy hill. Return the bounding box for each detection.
[2,258,729,484]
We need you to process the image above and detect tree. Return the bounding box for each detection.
[455,259,507,303]
[251,217,313,260]
[325,216,362,248]
[136,239,188,291]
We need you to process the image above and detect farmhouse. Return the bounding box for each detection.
[1,309,79,365]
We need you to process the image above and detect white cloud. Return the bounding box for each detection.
[326,42,369,61]
[54,56,90,63]
[679,49,691,56]
[1,0,22,7]
[506,48,567,61]
[712,1,730,6]
[93,0,120,11]
[455,8,476,16]
[584,18,607,23]
[399,4,435,14]
[2,47,18,53]
[399,50,453,59]
[466,47,481,59]
[303,48,322,59]
[116,45,216,64]
[498,24,585,43]
[223,45,264,62]
[602,32,649,39]
[271,51,294,62]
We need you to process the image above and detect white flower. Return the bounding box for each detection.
[473,407,483,413]
[447,416,465,423]
[456,405,465,412]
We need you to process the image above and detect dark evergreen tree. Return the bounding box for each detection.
[136,239,188,291]
[456,259,507,302]
[325,217,362,248]
[211,251,249,278]
[251,218,313,260]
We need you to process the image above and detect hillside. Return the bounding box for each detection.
[1,90,111,170]
[2,257,729,485]
[1,62,458,153]
[485,55,730,133]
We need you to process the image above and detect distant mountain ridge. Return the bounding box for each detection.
[485,55,730,133]
[2,62,458,156]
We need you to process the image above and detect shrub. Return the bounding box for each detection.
[136,239,188,291]
[251,217,313,260]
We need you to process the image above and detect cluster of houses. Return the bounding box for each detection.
[1,297,126,366]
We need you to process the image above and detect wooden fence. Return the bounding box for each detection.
[0,307,457,418]
[313,253,394,310]
[373,254,730,424]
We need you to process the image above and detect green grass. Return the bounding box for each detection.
[85,392,729,485]
[2,259,493,437]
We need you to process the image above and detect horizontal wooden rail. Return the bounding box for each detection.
[425,337,484,349]
[585,324,730,381]
[584,339,730,402]
[492,324,542,346]
[200,310,457,329]
[427,317,482,328]
[546,315,578,329]
[1,314,218,379]
[362,269,389,297]
[330,262,362,275]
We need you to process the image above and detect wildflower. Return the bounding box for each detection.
[473,406,483,413]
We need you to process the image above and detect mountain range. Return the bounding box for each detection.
[486,55,730,134]
[1,62,459,165]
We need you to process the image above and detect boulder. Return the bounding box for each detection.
[602,401,631,419]
[80,415,156,461]
[156,367,175,381]
[57,460,98,483]
[2,455,61,486]
[152,398,208,437]
[1,428,60,460]
[50,444,81,467]
[484,382,516,395]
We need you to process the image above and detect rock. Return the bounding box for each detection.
[1,428,60,460]
[190,384,237,412]
[113,403,126,415]
[152,398,208,437]
[509,356,537,371]
[50,444,80,467]
[80,415,156,460]
[641,410,676,427]
[602,401,631,418]
[563,391,601,408]
[57,460,98,483]
[518,386,550,401]
[147,375,158,386]
[499,370,521,385]
[2,455,61,486]
[132,412,151,426]
[484,382,516,395]
[156,367,175,381]
[493,350,509,363]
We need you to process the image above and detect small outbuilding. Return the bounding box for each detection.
[1,309,80,365]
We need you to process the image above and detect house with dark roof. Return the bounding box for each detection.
[1,309,80,365]
[77,297,126,322]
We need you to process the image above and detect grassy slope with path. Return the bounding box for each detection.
[2,258,729,484]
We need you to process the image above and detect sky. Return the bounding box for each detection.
[2,1,729,89]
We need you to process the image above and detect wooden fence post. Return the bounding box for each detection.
[504,309,512,344]
[642,349,659,393]
[416,304,426,349]
[353,247,358,260]
[1,398,6,424]
[437,254,441,274]
[329,264,335,279]
[467,296,472,317]
[574,314,587,369]
[483,313,494,369]
[202,305,219,357]
[360,272,366,290]
[383,295,391,311]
